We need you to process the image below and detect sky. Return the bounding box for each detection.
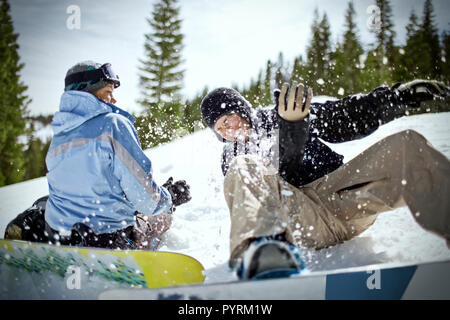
[8,0,450,116]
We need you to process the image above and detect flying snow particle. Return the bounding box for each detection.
[292,230,302,237]
[401,179,407,186]
[338,88,345,96]
[316,78,325,85]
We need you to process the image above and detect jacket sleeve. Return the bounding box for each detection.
[278,114,310,187]
[310,86,406,143]
[109,115,172,216]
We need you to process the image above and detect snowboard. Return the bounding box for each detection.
[0,239,205,299]
[99,259,450,300]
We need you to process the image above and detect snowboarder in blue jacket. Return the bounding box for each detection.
[5,61,191,250]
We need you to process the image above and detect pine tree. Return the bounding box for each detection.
[374,0,396,63]
[419,0,442,79]
[306,10,332,95]
[23,123,45,181]
[183,87,208,133]
[243,70,263,108]
[261,59,273,106]
[442,31,450,82]
[332,1,364,96]
[319,13,333,93]
[305,8,321,91]
[362,0,396,90]
[394,10,431,82]
[137,0,185,148]
[0,0,29,186]
[291,55,308,84]
[274,52,289,89]
[22,118,51,181]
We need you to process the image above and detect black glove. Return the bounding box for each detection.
[393,80,449,107]
[163,177,191,207]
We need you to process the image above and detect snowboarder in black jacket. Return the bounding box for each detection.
[201,79,450,280]
[202,80,448,188]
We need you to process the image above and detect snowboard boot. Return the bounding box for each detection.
[70,222,136,250]
[236,237,306,280]
[4,195,49,242]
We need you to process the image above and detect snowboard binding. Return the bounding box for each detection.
[236,236,307,280]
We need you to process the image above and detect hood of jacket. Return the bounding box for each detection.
[52,91,134,135]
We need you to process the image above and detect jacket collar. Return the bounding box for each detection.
[52,91,135,135]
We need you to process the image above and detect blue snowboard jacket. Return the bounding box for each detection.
[45,91,172,235]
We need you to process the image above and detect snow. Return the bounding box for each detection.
[1,112,450,285]
[312,95,339,103]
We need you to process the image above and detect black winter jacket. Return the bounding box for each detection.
[221,86,408,187]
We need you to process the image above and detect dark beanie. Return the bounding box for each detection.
[200,87,253,129]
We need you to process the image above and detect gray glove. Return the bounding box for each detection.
[393,79,449,107]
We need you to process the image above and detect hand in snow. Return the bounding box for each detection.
[275,82,313,122]
[133,213,172,250]
[163,177,192,207]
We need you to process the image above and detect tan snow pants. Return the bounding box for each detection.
[223,130,450,265]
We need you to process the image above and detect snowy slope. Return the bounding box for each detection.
[1,112,449,284]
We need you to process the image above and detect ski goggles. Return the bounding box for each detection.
[65,63,120,88]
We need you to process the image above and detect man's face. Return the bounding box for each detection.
[214,113,250,142]
[93,83,116,104]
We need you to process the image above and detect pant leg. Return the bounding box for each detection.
[224,155,285,265]
[309,130,450,242]
[223,155,349,266]
[224,130,450,266]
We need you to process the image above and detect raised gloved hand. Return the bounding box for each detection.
[393,80,449,107]
[163,177,191,207]
[274,82,313,122]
